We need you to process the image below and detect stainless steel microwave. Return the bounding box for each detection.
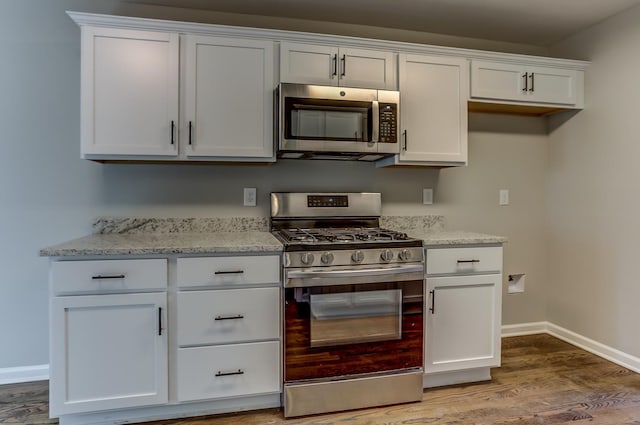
[276,83,400,161]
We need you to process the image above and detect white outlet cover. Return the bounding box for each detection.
[499,189,509,206]
[423,188,433,205]
[243,188,257,206]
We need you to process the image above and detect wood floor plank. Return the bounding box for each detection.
[1,334,640,424]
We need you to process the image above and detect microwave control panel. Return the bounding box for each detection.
[379,103,397,143]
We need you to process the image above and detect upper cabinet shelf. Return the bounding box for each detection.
[68,11,588,165]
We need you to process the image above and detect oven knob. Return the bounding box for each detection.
[351,250,364,263]
[321,252,334,264]
[399,249,411,261]
[380,249,394,262]
[300,252,315,265]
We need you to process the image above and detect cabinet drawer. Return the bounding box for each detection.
[177,255,280,288]
[176,341,280,402]
[51,259,167,295]
[177,287,280,346]
[426,247,502,275]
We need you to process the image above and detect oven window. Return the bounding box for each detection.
[285,97,371,142]
[309,289,402,347]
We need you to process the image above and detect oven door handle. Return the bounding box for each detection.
[286,264,424,279]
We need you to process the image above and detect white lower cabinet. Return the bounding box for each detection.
[424,246,503,380]
[177,341,280,402]
[50,292,168,416]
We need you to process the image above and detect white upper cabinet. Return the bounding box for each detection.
[379,54,467,166]
[81,27,179,158]
[183,36,275,159]
[280,42,396,89]
[470,60,580,106]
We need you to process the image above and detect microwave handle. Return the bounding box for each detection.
[371,101,379,143]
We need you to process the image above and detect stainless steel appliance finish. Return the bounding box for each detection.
[276,83,400,161]
[272,192,424,418]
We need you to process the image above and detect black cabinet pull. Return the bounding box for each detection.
[214,270,244,275]
[214,314,244,321]
[91,274,125,280]
[529,72,535,92]
[522,72,528,92]
[341,54,346,77]
[402,129,407,151]
[188,121,193,145]
[215,369,244,377]
[332,54,337,77]
[429,290,435,314]
[158,307,163,336]
[170,120,175,145]
[457,259,480,263]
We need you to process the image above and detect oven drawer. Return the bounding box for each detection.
[177,287,280,346]
[426,247,502,276]
[177,255,280,288]
[176,341,280,402]
[51,259,167,295]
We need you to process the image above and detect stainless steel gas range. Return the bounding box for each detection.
[270,192,425,418]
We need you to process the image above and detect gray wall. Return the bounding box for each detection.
[0,0,550,369]
[547,4,640,358]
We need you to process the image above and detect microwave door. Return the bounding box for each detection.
[325,111,364,141]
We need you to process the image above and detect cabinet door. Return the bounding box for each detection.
[339,48,396,89]
[50,293,168,416]
[526,65,577,105]
[280,42,339,86]
[470,60,578,106]
[425,274,501,373]
[470,60,524,102]
[81,27,179,157]
[398,54,468,164]
[183,36,275,159]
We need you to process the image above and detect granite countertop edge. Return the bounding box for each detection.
[40,230,507,257]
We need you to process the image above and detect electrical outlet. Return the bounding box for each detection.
[423,188,433,205]
[243,188,256,206]
[499,189,509,206]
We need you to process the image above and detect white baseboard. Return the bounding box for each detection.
[502,321,640,374]
[0,364,49,385]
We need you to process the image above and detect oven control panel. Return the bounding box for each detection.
[285,247,424,268]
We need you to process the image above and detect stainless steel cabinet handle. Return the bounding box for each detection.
[457,259,480,263]
[170,120,175,145]
[529,72,535,92]
[215,369,244,377]
[214,270,244,275]
[429,290,435,314]
[522,72,528,92]
[341,54,346,77]
[91,274,125,280]
[214,314,244,321]
[332,54,337,77]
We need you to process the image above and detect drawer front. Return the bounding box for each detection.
[177,255,280,288]
[51,259,167,295]
[176,341,280,402]
[177,287,280,346]
[426,247,502,275]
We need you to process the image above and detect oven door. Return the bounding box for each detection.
[284,264,424,382]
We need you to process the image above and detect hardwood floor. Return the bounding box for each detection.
[2,334,640,424]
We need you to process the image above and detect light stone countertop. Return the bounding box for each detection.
[39,231,283,257]
[39,216,506,257]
